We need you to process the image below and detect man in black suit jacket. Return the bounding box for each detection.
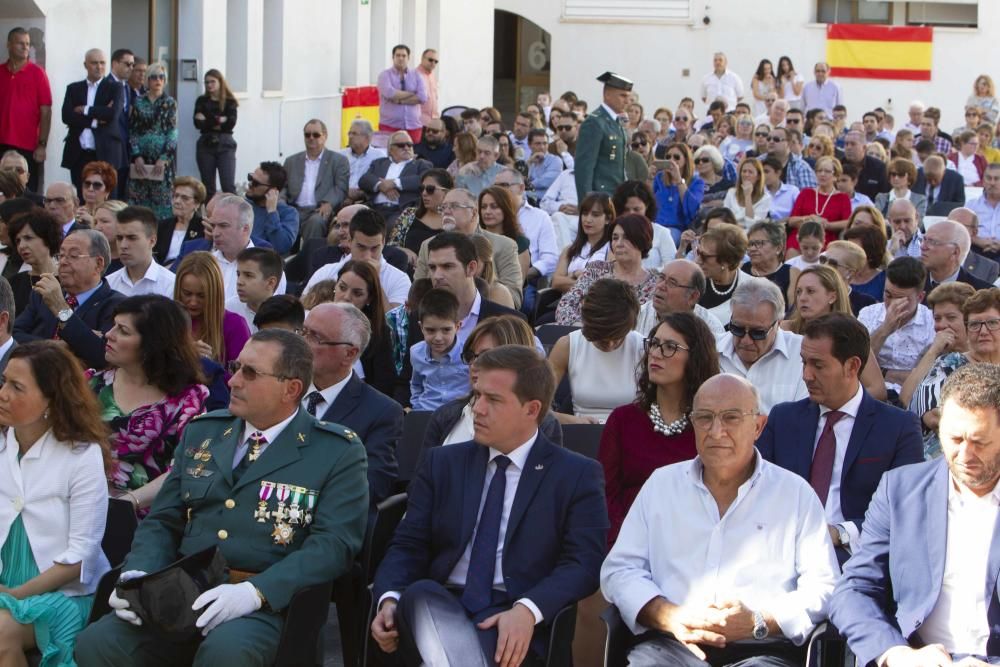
[912,155,965,210]
[99,49,137,198]
[0,276,16,377]
[358,130,432,229]
[948,207,1000,283]
[60,49,118,198]
[300,303,401,508]
[921,219,993,294]
[372,346,607,666]
[13,229,124,369]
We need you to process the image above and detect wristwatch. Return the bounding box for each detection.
[56,307,73,323]
[836,525,851,548]
[752,610,769,640]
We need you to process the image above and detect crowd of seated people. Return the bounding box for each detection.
[3,37,1000,666]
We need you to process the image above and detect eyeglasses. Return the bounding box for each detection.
[493,182,519,190]
[557,125,574,131]
[438,203,474,213]
[644,337,689,358]
[631,142,647,149]
[60,253,95,262]
[695,249,717,262]
[391,142,414,148]
[921,237,957,248]
[675,116,690,122]
[728,320,776,341]
[301,327,356,348]
[304,132,324,139]
[462,350,485,365]
[659,276,696,290]
[148,73,165,80]
[667,154,685,161]
[83,180,105,190]
[420,184,447,194]
[173,192,195,201]
[691,409,759,431]
[43,197,69,205]
[227,361,290,381]
[967,318,1000,332]
[755,132,769,138]
[694,157,712,164]
[747,239,771,249]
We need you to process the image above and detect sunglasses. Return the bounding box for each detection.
[675,116,690,122]
[768,136,786,142]
[631,142,647,149]
[148,73,165,80]
[427,58,439,64]
[786,118,802,124]
[420,184,447,194]
[83,180,105,190]
[247,173,268,187]
[557,125,574,131]
[392,142,414,148]
[667,154,685,161]
[227,361,289,382]
[818,254,842,269]
[694,157,712,164]
[304,132,324,139]
[728,321,776,341]
[755,132,769,138]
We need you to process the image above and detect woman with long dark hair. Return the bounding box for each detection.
[332,260,396,397]
[193,68,239,197]
[551,193,614,294]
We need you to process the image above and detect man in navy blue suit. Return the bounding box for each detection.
[299,302,400,508]
[371,345,608,666]
[101,49,136,198]
[756,313,923,563]
[831,363,1000,666]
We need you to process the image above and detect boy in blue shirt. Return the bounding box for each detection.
[409,288,469,411]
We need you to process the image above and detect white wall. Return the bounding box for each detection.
[491,0,1000,133]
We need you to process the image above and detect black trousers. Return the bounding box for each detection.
[196,134,237,199]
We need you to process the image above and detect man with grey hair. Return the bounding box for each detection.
[801,62,843,117]
[903,100,925,133]
[700,52,744,110]
[14,227,124,368]
[0,276,16,375]
[635,260,725,336]
[920,219,992,291]
[455,134,504,196]
[947,207,1000,283]
[359,130,432,227]
[283,118,350,240]
[339,118,387,204]
[494,167,559,281]
[913,154,965,210]
[716,276,808,414]
[300,302,401,508]
[44,181,86,236]
[602,373,837,666]
[888,199,923,259]
[842,130,888,200]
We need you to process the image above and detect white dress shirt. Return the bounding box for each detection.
[296,153,322,208]
[106,260,176,298]
[303,255,412,306]
[213,241,288,302]
[918,477,999,655]
[457,290,483,349]
[643,225,679,272]
[381,432,545,624]
[601,452,838,644]
[443,402,476,446]
[539,169,579,216]
[339,146,387,190]
[0,429,110,596]
[374,159,411,207]
[716,328,809,414]
[634,301,725,338]
[700,70,745,110]
[224,297,258,334]
[80,78,100,150]
[858,302,935,375]
[233,410,299,468]
[300,372,353,418]
[518,203,559,276]
[813,384,865,548]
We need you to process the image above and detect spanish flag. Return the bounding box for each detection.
[340,86,380,147]
[826,24,933,81]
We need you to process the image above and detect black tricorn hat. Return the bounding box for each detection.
[597,71,634,91]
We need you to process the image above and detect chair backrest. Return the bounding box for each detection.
[536,324,579,354]
[102,497,139,568]
[397,410,433,485]
[560,423,604,460]
[441,105,468,120]
[362,492,409,583]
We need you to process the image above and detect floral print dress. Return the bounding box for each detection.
[128,94,178,219]
[555,260,660,325]
[88,369,208,495]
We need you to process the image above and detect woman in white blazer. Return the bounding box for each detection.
[0,341,110,666]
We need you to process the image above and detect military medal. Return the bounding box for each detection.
[271,520,294,546]
[304,490,317,525]
[248,432,267,461]
[273,483,289,522]
[255,481,274,522]
[287,486,304,525]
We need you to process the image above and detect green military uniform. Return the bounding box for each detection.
[574,105,628,197]
[76,408,369,667]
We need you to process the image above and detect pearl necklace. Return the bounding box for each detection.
[649,403,689,437]
[813,187,835,220]
[708,272,738,296]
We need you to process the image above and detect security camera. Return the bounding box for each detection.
[702,15,711,25]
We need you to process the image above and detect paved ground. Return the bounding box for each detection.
[322,606,346,667]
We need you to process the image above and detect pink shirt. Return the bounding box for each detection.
[417,65,438,125]
[0,60,52,150]
[376,66,427,130]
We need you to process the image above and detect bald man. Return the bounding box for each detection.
[43,182,87,236]
[921,219,992,292]
[947,207,1000,283]
[912,155,966,210]
[61,48,109,197]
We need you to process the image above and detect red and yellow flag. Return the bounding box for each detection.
[340,86,380,146]
[826,24,933,81]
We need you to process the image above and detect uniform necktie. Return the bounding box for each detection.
[461,455,511,614]
[233,431,267,483]
[617,114,629,126]
[809,411,845,506]
[305,391,324,417]
[54,295,79,340]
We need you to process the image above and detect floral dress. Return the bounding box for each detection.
[909,352,969,460]
[555,260,660,325]
[128,94,178,219]
[88,370,208,496]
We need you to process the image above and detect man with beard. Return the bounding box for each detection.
[415,117,454,169]
[245,161,299,255]
[831,362,1000,666]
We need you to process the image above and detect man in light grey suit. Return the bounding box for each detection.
[0,277,16,376]
[282,119,350,240]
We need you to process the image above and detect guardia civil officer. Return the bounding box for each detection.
[574,71,633,197]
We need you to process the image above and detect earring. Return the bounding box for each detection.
[43,409,49,421]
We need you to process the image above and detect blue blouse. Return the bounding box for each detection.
[653,174,704,231]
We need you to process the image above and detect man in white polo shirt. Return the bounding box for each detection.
[106,205,175,297]
[302,208,411,308]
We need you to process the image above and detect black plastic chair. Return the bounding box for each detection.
[535,324,579,355]
[396,411,433,491]
[531,288,563,326]
[560,423,604,460]
[804,622,856,667]
[102,497,139,568]
[600,605,632,667]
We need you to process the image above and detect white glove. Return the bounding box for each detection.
[192,582,262,635]
[108,570,148,626]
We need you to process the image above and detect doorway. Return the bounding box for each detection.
[493,10,550,121]
[111,0,178,97]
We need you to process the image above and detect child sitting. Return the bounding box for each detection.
[409,288,469,411]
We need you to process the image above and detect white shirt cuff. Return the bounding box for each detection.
[515,598,543,625]
[839,521,861,554]
[392,178,403,189]
[377,591,400,609]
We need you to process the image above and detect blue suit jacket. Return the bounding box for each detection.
[319,372,401,508]
[830,458,1000,664]
[756,389,923,531]
[373,434,608,625]
[13,280,125,369]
